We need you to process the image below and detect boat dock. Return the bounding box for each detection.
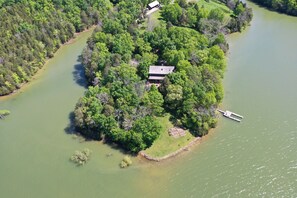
[217,109,243,122]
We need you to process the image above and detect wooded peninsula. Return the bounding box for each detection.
[0,0,252,157]
[74,0,252,155]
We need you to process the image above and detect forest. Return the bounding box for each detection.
[250,0,297,16]
[0,0,112,95]
[73,0,252,153]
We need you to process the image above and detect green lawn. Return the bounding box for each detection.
[190,0,232,22]
[191,0,231,13]
[144,115,195,158]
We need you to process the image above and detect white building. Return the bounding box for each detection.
[148,65,175,83]
[148,1,160,10]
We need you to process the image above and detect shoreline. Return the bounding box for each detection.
[138,124,221,162]
[138,110,225,162]
[65,25,96,45]
[139,137,201,162]
[0,26,95,101]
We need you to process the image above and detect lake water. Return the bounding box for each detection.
[1,2,297,197]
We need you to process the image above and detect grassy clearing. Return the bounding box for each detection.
[144,114,195,158]
[191,0,232,14]
[147,10,162,31]
[190,0,232,22]
[140,10,164,33]
[202,0,232,24]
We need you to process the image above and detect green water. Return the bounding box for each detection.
[1,2,297,197]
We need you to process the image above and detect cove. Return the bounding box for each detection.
[1,1,297,197]
[0,27,169,198]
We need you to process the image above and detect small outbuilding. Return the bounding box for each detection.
[148,65,175,84]
[148,1,160,10]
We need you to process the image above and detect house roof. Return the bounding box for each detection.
[149,66,175,75]
[148,1,160,8]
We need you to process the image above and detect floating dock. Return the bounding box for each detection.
[217,109,243,122]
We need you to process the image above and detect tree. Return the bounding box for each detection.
[132,116,161,147]
[176,60,191,71]
[163,50,186,66]
[176,0,188,8]
[234,3,245,15]
[208,8,225,22]
[84,42,110,82]
[161,3,183,25]
[125,131,146,153]
[186,7,199,27]
[213,33,229,53]
[102,19,124,34]
[207,45,226,74]
[112,33,135,60]
[135,37,152,55]
[0,0,112,95]
[165,84,183,110]
[137,52,158,79]
[143,85,164,115]
[73,0,253,152]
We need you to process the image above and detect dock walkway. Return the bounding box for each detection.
[218,109,243,122]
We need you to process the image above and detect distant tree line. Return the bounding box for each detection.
[249,0,297,16]
[0,0,112,95]
[74,0,253,153]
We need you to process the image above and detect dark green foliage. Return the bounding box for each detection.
[160,0,253,35]
[74,86,117,140]
[108,116,161,153]
[161,3,183,25]
[250,0,297,16]
[0,0,112,95]
[143,85,164,116]
[144,22,227,137]
[227,2,253,32]
[74,0,252,152]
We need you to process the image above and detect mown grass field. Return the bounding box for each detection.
[144,115,195,158]
[189,0,233,22]
[190,0,231,13]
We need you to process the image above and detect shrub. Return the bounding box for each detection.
[70,148,92,166]
[120,156,133,168]
[0,110,10,119]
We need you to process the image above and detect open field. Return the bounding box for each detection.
[190,0,232,14]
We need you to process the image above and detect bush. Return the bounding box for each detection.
[70,148,92,166]
[120,156,133,168]
[0,110,10,119]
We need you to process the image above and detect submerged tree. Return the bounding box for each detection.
[70,148,92,166]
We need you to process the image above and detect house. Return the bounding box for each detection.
[148,1,160,10]
[148,65,175,84]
